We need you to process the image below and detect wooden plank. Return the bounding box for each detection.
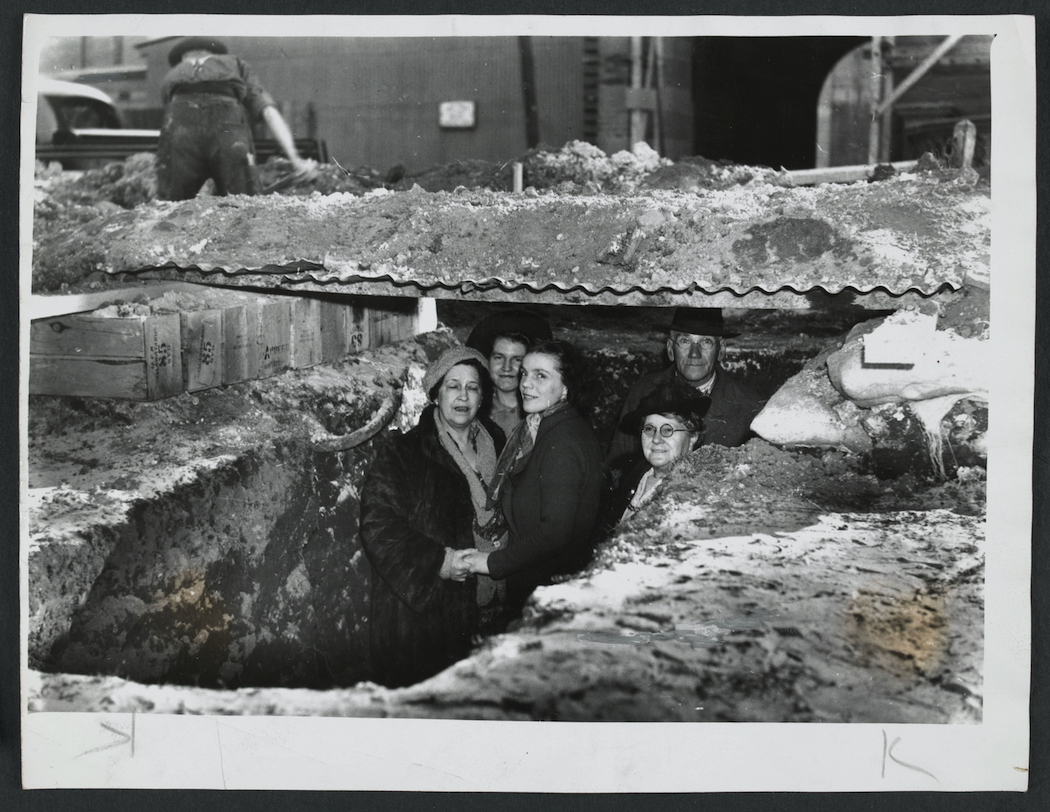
[349,303,369,353]
[370,308,391,347]
[257,300,292,379]
[366,300,420,348]
[145,313,183,399]
[183,309,224,392]
[399,309,418,341]
[30,356,148,399]
[30,315,145,358]
[28,282,214,321]
[223,304,260,384]
[785,160,918,186]
[291,297,322,369]
[319,300,348,363]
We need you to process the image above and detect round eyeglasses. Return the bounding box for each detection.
[641,423,691,439]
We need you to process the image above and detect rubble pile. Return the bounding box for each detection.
[519,139,669,191]
[752,290,989,480]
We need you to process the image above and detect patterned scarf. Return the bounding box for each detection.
[486,400,570,509]
[436,416,507,607]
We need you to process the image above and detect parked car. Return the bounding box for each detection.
[36,77,159,169]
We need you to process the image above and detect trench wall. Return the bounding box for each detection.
[28,331,460,688]
[47,434,379,689]
[29,337,812,690]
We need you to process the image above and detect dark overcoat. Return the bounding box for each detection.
[592,454,652,543]
[359,406,503,688]
[486,406,603,602]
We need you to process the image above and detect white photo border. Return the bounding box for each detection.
[18,12,1036,793]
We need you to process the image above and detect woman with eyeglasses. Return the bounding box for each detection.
[594,390,711,540]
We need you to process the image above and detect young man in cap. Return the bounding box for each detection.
[465,309,553,438]
[605,307,766,467]
[157,37,315,200]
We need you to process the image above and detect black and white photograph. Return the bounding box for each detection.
[18,13,1034,792]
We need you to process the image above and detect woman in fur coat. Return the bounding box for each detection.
[360,347,506,688]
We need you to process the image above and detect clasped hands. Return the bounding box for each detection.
[447,549,490,582]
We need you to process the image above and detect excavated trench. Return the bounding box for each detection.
[27,149,990,718]
[31,321,816,692]
[44,441,374,689]
[26,331,450,691]
[28,305,985,716]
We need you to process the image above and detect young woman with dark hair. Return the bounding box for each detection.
[456,340,603,609]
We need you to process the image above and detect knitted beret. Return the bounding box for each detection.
[422,346,489,397]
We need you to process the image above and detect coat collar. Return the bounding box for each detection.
[415,405,504,470]
[414,406,458,471]
[508,404,578,478]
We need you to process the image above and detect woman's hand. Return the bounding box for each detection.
[461,549,491,575]
[446,548,473,582]
[444,549,492,580]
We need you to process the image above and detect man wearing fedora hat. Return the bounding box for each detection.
[605,307,765,466]
[157,37,314,200]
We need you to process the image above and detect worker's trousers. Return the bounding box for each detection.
[157,94,258,201]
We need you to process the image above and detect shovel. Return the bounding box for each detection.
[261,161,320,194]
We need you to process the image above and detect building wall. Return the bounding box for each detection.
[137,36,589,173]
[56,35,697,169]
[596,37,694,159]
[816,35,992,167]
[39,35,148,75]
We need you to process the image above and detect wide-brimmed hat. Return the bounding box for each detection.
[168,37,229,67]
[668,307,739,338]
[620,388,712,436]
[423,346,489,396]
[465,309,553,358]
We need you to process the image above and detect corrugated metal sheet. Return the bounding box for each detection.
[66,176,989,305]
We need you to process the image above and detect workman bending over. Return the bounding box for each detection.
[157,37,314,200]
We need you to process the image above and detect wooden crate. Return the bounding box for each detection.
[29,312,184,400]
[29,283,422,401]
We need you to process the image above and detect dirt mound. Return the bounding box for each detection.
[31,140,786,293]
[35,152,158,209]
[35,139,759,213]
[263,140,780,196]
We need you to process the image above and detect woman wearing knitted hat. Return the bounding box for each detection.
[156,37,314,200]
[359,346,508,687]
